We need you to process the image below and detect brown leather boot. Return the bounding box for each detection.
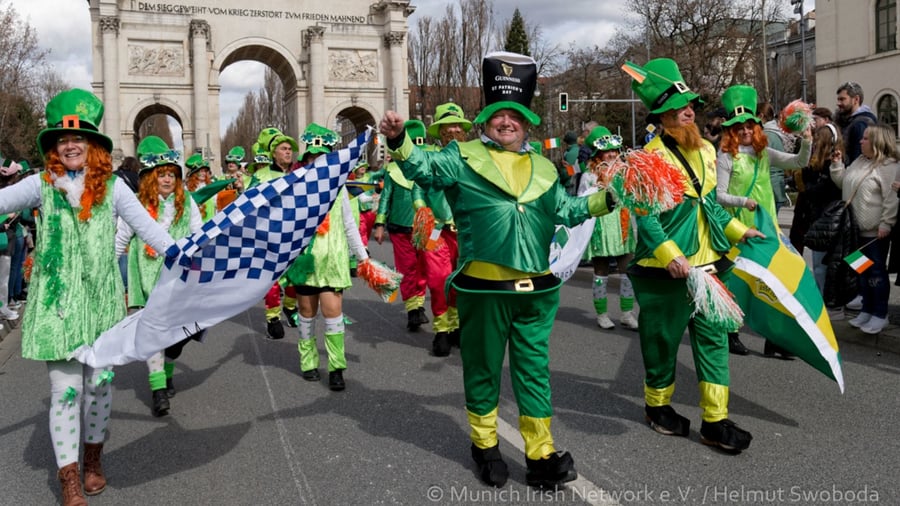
[57,462,87,506]
[83,442,107,495]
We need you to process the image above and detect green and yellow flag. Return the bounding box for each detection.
[727,208,845,392]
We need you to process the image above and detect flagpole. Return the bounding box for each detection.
[853,237,880,252]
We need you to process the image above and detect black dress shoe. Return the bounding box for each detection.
[151,389,170,417]
[432,332,451,357]
[407,310,422,331]
[417,307,429,324]
[166,377,176,398]
[471,444,509,488]
[282,307,298,328]
[645,405,690,436]
[266,318,285,340]
[728,332,749,355]
[526,451,577,489]
[301,369,320,382]
[700,419,752,454]
[328,370,346,391]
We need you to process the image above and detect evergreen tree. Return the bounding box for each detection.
[504,8,530,56]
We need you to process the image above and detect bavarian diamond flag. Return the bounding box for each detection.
[727,208,844,392]
[71,129,372,367]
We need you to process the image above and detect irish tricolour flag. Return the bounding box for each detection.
[544,137,560,150]
[844,250,874,274]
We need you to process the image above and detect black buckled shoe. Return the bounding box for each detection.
[432,332,451,357]
[526,451,577,489]
[700,419,752,454]
[728,332,749,355]
[151,389,170,417]
[283,307,298,328]
[471,444,509,488]
[328,370,346,391]
[266,318,285,340]
[301,369,320,382]
[166,377,176,398]
[645,405,690,436]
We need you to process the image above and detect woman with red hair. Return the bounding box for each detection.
[715,85,810,356]
[0,89,173,506]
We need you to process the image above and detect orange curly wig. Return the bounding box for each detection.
[720,122,769,157]
[42,138,113,221]
[137,165,187,224]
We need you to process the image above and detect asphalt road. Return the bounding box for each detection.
[1,238,898,505]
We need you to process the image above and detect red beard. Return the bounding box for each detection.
[664,123,705,150]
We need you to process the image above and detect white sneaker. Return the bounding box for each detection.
[620,311,639,330]
[860,316,888,334]
[846,295,863,311]
[0,306,18,320]
[596,313,615,329]
[827,307,844,321]
[8,300,22,310]
[848,312,872,328]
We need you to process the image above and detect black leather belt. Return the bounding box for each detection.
[452,273,560,292]
[627,256,733,279]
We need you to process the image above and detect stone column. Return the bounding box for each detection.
[99,16,121,160]
[190,20,211,157]
[306,26,327,126]
[384,31,405,112]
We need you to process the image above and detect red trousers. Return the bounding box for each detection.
[265,282,296,309]
[359,210,376,247]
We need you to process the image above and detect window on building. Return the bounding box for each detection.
[876,0,897,53]
[877,94,899,134]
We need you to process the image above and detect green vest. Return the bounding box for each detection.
[21,176,124,360]
[726,150,777,228]
[127,196,193,308]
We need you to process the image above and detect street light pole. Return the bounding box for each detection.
[792,0,808,102]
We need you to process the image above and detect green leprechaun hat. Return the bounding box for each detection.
[37,88,114,155]
[225,146,245,163]
[300,123,339,160]
[257,127,299,156]
[721,85,760,127]
[185,153,211,177]
[623,58,702,122]
[474,51,541,126]
[585,126,624,157]
[137,135,181,177]
[247,142,271,172]
[427,102,472,139]
[405,120,427,146]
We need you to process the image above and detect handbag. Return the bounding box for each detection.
[803,200,853,251]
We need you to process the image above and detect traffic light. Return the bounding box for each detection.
[558,92,568,112]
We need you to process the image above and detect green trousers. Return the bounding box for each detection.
[630,271,732,421]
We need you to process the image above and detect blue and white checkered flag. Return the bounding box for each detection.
[71,129,372,367]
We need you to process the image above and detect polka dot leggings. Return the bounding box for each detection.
[47,360,113,468]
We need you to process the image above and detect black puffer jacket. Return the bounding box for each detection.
[813,206,859,308]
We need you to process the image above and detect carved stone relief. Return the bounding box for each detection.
[128,43,186,76]
[329,49,377,81]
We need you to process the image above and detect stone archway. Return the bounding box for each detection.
[89,0,416,162]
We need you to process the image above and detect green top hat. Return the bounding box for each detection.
[427,102,472,139]
[37,88,114,155]
[185,153,211,177]
[474,51,541,126]
[247,142,271,171]
[225,146,245,163]
[624,59,702,122]
[300,123,339,160]
[137,135,181,177]
[721,85,760,127]
[257,127,299,156]
[585,126,624,157]
[405,120,427,146]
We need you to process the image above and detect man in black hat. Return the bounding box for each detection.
[380,51,616,489]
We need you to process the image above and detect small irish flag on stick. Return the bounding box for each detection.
[844,249,874,274]
[544,137,561,150]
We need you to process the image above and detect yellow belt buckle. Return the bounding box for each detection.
[514,278,534,292]
[701,264,718,275]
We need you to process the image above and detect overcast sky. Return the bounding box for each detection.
[15,0,813,139]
